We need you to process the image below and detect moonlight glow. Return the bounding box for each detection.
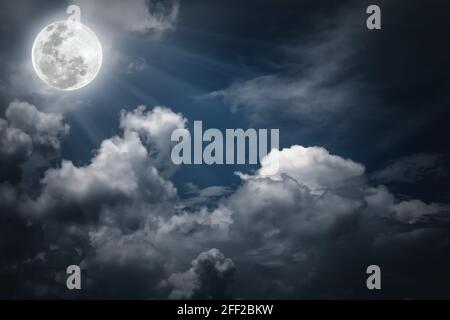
[31,20,103,91]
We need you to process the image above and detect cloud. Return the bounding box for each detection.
[81,225,170,298]
[2,106,450,299]
[218,145,450,298]
[0,101,68,181]
[365,185,450,224]
[2,0,450,300]
[392,199,449,224]
[157,205,233,237]
[30,131,175,214]
[209,72,356,125]
[228,175,362,243]
[255,145,365,191]
[23,105,178,219]
[371,153,448,183]
[0,118,32,162]
[0,104,183,298]
[207,9,364,127]
[126,57,148,74]
[167,248,235,299]
[180,184,233,208]
[78,0,179,35]
[120,105,187,176]
[5,101,69,152]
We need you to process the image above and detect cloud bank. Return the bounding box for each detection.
[1,102,450,299]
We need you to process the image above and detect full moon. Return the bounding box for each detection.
[32,20,102,91]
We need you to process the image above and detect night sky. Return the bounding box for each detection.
[1,0,450,299]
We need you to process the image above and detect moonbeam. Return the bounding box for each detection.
[171,121,279,173]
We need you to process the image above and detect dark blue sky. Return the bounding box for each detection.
[38,0,448,200]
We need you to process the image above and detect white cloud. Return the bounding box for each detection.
[24,106,179,217]
[40,132,174,202]
[88,226,161,266]
[256,145,365,191]
[0,118,32,161]
[228,174,363,246]
[365,186,449,224]
[0,101,69,181]
[157,205,233,236]
[167,248,235,299]
[120,105,187,175]
[3,106,450,299]
[5,101,69,152]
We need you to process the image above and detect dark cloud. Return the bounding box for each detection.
[371,153,448,183]
[0,101,68,182]
[1,104,450,299]
[167,248,235,299]
[5,101,69,153]
[206,2,370,127]
[207,0,450,166]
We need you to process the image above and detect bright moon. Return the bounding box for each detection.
[32,20,102,91]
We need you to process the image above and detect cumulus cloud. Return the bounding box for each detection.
[167,249,235,299]
[79,225,171,298]
[23,105,178,218]
[2,105,450,299]
[0,118,32,163]
[0,101,68,181]
[5,101,69,152]
[228,175,362,243]
[120,105,187,175]
[0,104,183,298]
[218,145,449,298]
[255,145,365,191]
